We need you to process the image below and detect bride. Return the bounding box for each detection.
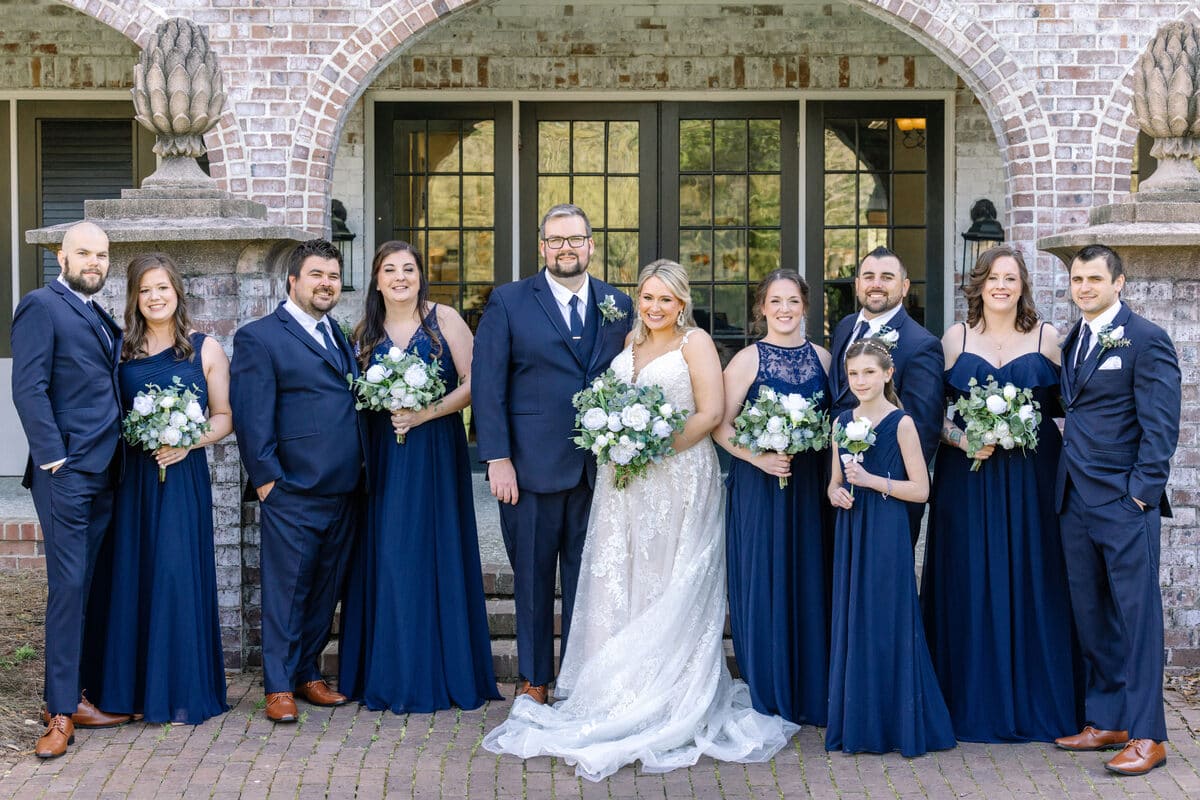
[483,259,799,781]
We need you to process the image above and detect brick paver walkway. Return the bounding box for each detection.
[3,673,1199,798]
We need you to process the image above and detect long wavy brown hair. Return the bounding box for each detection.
[353,241,441,369]
[964,245,1040,333]
[122,253,195,362]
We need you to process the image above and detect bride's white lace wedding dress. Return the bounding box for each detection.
[483,334,799,781]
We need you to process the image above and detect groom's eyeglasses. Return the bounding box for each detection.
[542,235,590,249]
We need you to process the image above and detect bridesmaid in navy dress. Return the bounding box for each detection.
[922,245,1079,742]
[338,241,501,712]
[715,270,832,725]
[88,253,232,724]
[826,339,954,757]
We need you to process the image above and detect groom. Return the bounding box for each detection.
[473,203,632,703]
[1053,244,1180,776]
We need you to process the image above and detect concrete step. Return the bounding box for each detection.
[322,634,741,682]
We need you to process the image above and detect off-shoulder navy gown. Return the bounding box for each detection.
[922,341,1080,742]
[725,340,831,725]
[88,332,228,724]
[338,310,501,712]
[826,409,954,757]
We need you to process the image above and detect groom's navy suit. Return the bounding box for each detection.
[11,280,122,714]
[829,305,943,543]
[472,270,631,685]
[230,303,365,694]
[1055,303,1180,742]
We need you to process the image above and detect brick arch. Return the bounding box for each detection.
[1093,8,1200,205]
[287,0,1047,237]
[54,0,245,194]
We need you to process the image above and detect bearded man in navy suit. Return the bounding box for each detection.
[472,204,632,704]
[11,222,132,758]
[231,239,366,723]
[1052,245,1180,777]
[827,246,943,544]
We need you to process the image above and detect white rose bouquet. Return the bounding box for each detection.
[832,416,877,498]
[730,387,830,489]
[571,369,690,489]
[121,376,211,482]
[951,375,1041,471]
[350,346,447,444]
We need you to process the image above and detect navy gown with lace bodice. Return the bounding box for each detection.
[922,346,1080,742]
[725,341,831,725]
[338,308,501,712]
[826,409,954,756]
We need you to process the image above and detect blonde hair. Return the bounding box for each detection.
[631,259,695,344]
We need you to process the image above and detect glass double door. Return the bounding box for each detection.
[375,100,942,352]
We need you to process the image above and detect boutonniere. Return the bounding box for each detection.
[1097,324,1130,352]
[334,317,355,343]
[875,325,900,350]
[598,294,627,324]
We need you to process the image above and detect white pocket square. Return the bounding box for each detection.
[1098,356,1122,371]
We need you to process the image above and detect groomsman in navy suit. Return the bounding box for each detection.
[828,246,943,544]
[472,204,632,703]
[231,239,365,723]
[11,222,131,757]
[1053,245,1180,776]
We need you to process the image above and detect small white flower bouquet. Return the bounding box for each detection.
[122,376,211,482]
[730,387,830,489]
[952,375,1041,471]
[832,416,877,498]
[571,369,689,489]
[350,346,447,443]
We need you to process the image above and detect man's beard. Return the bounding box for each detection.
[61,257,106,296]
[546,252,589,278]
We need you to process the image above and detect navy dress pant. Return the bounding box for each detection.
[498,473,591,687]
[32,464,114,714]
[259,487,358,694]
[1059,485,1167,742]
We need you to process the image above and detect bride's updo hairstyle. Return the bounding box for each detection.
[631,258,697,345]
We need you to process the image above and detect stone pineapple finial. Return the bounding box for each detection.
[132,18,226,187]
[1133,21,1200,193]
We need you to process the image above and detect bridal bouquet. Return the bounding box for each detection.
[952,376,1041,471]
[730,387,830,489]
[832,416,877,498]
[122,376,211,482]
[350,346,446,443]
[572,370,689,489]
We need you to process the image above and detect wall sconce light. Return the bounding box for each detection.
[331,198,358,290]
[960,198,1005,288]
[895,117,926,149]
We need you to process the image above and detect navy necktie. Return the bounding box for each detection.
[88,301,113,352]
[569,295,585,352]
[1075,323,1092,375]
[320,320,346,372]
[844,319,870,361]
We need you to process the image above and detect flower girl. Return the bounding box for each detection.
[825,338,955,757]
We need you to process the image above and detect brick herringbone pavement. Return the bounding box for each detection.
[3,672,1199,798]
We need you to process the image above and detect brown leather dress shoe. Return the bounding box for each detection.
[1105,739,1167,776]
[41,693,132,729]
[265,692,298,722]
[294,680,348,707]
[514,680,548,705]
[35,714,75,759]
[1054,725,1130,751]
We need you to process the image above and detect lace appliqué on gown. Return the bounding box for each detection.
[756,341,824,389]
[483,333,799,781]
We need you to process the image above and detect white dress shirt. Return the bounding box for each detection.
[282,297,334,348]
[1075,300,1122,368]
[854,302,904,337]
[544,270,589,329]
